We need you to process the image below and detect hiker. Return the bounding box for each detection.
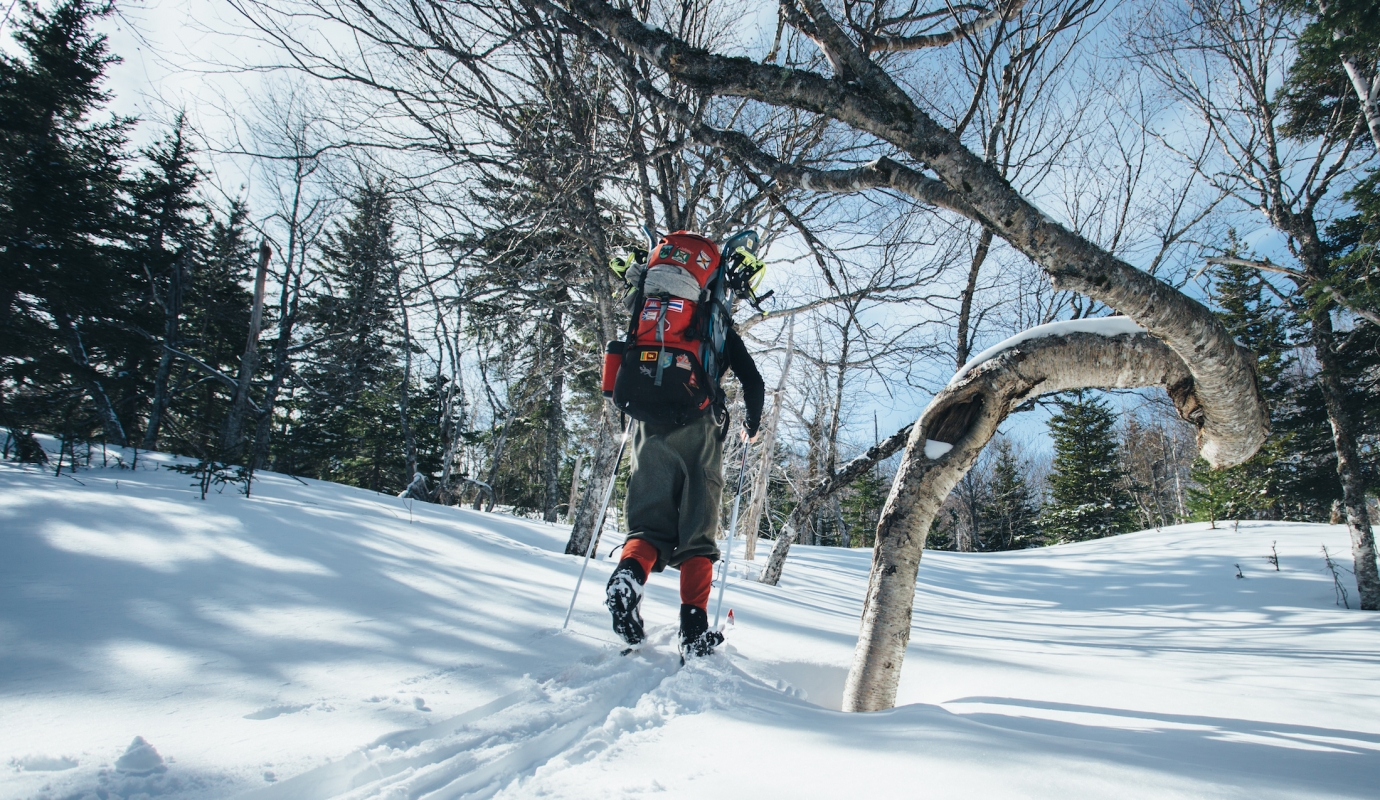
[601,230,767,657]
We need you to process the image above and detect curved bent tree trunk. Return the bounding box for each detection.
[843,329,1218,712]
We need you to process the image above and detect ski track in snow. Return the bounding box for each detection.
[240,626,732,800]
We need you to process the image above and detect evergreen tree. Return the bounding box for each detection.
[985,439,1042,550]
[1199,247,1305,519]
[459,100,598,517]
[129,117,208,449]
[1186,449,1279,529]
[286,180,409,491]
[0,0,136,444]
[176,200,256,455]
[841,460,889,548]
[1040,392,1138,543]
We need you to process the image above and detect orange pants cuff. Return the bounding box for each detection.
[679,556,713,609]
[621,538,659,579]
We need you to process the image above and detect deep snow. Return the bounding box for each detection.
[2,442,1378,799]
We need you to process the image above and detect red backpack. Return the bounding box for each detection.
[606,232,730,426]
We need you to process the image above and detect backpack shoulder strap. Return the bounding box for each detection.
[623,266,649,343]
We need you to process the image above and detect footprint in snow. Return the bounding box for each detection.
[12,754,78,772]
[243,703,309,720]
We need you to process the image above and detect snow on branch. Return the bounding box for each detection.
[949,316,1146,385]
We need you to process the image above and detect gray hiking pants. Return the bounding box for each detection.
[624,414,725,571]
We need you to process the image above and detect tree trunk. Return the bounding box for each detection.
[436,377,465,504]
[222,242,271,460]
[843,329,1200,712]
[955,226,993,367]
[144,253,186,450]
[1309,312,1380,610]
[479,404,515,512]
[397,270,419,486]
[743,320,794,560]
[250,267,301,471]
[565,405,623,555]
[1339,55,1380,153]
[1319,0,1380,151]
[543,307,567,522]
[566,453,584,522]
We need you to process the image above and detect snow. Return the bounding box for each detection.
[3,441,1379,799]
[923,439,954,459]
[950,316,1147,385]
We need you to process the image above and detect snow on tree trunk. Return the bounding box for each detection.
[843,328,1203,712]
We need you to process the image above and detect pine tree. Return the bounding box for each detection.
[1040,392,1138,543]
[841,460,889,548]
[0,0,136,444]
[985,439,1042,550]
[1186,448,1279,529]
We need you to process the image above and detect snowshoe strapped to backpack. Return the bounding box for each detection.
[604,231,752,427]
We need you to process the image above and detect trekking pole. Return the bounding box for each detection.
[713,428,753,629]
[562,417,632,630]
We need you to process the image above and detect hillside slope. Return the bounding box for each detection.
[2,447,1378,798]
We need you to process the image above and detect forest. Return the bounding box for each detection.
[2,0,1377,664]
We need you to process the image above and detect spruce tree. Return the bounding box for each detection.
[129,117,208,449]
[1186,450,1279,529]
[178,200,256,454]
[0,0,135,444]
[842,461,889,548]
[1040,392,1138,543]
[286,181,408,491]
[985,439,1041,550]
[1197,249,1300,519]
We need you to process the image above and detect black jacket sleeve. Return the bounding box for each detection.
[724,327,765,436]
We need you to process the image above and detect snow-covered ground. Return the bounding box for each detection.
[3,443,1378,799]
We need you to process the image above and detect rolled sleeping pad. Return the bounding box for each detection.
[602,340,625,398]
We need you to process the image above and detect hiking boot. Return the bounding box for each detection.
[606,558,647,646]
[679,604,724,658]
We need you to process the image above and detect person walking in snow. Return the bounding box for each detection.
[601,230,767,658]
